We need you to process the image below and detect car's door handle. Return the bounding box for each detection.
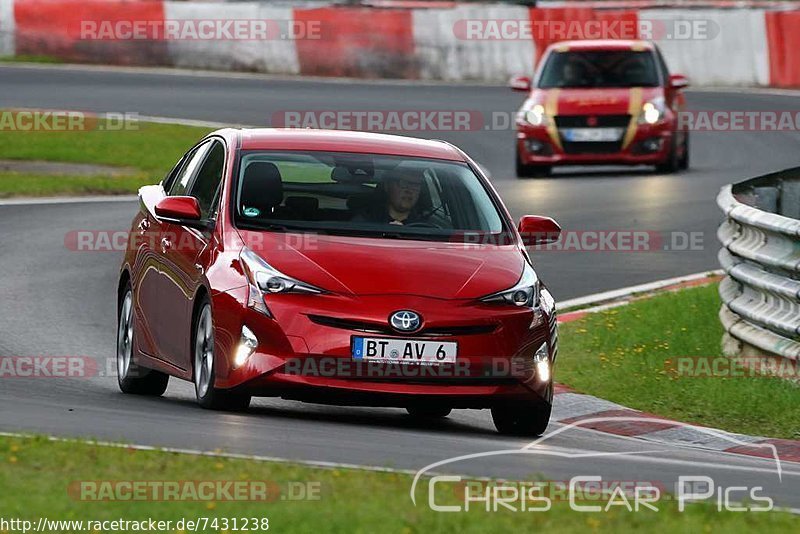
[160,237,171,253]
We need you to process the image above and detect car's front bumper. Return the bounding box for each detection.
[211,287,555,408]
[516,121,675,166]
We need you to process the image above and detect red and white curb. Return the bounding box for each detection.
[551,272,800,463]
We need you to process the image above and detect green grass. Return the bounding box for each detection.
[558,283,800,439]
[0,118,213,197]
[0,435,797,533]
[0,55,63,64]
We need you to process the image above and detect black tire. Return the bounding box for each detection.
[406,405,452,419]
[491,402,552,436]
[116,281,169,396]
[655,136,680,174]
[678,131,689,170]
[516,151,551,178]
[192,296,251,412]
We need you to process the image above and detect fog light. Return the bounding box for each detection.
[533,342,551,383]
[234,325,258,368]
[642,138,662,152]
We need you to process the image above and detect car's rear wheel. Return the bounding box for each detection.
[193,298,251,411]
[491,402,552,436]
[116,283,169,396]
[406,405,452,419]
[516,151,551,178]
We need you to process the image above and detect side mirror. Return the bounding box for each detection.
[155,196,208,229]
[509,74,532,93]
[669,74,689,90]
[518,215,561,246]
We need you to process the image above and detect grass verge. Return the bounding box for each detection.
[0,435,797,533]
[0,116,213,198]
[558,283,800,439]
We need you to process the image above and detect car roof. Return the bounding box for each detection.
[235,129,466,161]
[547,39,654,52]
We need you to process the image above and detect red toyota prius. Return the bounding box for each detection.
[116,129,561,435]
[511,39,689,177]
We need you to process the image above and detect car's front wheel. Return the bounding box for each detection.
[117,283,169,396]
[193,298,251,411]
[491,402,552,436]
[516,151,551,178]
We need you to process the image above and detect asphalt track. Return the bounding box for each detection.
[1,65,799,508]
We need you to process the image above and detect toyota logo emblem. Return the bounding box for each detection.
[389,310,422,332]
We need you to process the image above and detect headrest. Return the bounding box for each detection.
[241,161,283,216]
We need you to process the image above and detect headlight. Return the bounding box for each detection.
[240,247,324,317]
[638,98,665,125]
[481,262,540,308]
[524,104,549,127]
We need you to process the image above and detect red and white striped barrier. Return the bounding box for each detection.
[4,1,800,87]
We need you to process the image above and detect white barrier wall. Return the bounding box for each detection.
[163,1,300,75]
[0,0,15,57]
[643,9,770,86]
[412,5,535,81]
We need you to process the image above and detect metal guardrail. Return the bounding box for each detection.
[717,168,800,362]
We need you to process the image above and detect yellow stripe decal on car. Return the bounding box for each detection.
[621,87,642,150]
[545,89,562,151]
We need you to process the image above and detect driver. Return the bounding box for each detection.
[561,61,586,87]
[353,168,428,225]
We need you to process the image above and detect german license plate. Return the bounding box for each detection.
[352,337,457,365]
[562,127,623,142]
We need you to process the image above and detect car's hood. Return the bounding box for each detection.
[527,86,663,115]
[238,230,525,299]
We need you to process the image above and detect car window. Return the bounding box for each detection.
[538,50,659,88]
[187,140,225,219]
[161,154,187,193]
[168,141,212,197]
[234,151,506,242]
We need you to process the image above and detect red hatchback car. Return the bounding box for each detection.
[117,129,561,435]
[511,39,689,177]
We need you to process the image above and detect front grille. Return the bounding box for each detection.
[554,114,631,128]
[555,114,630,155]
[307,314,497,337]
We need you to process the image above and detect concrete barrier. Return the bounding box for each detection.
[717,169,800,362]
[5,1,800,87]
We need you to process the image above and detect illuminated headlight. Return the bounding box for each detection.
[234,325,258,368]
[240,247,324,317]
[481,262,540,308]
[638,98,665,125]
[533,342,550,383]
[524,104,549,127]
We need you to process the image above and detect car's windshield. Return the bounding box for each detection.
[234,151,506,241]
[538,50,660,88]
